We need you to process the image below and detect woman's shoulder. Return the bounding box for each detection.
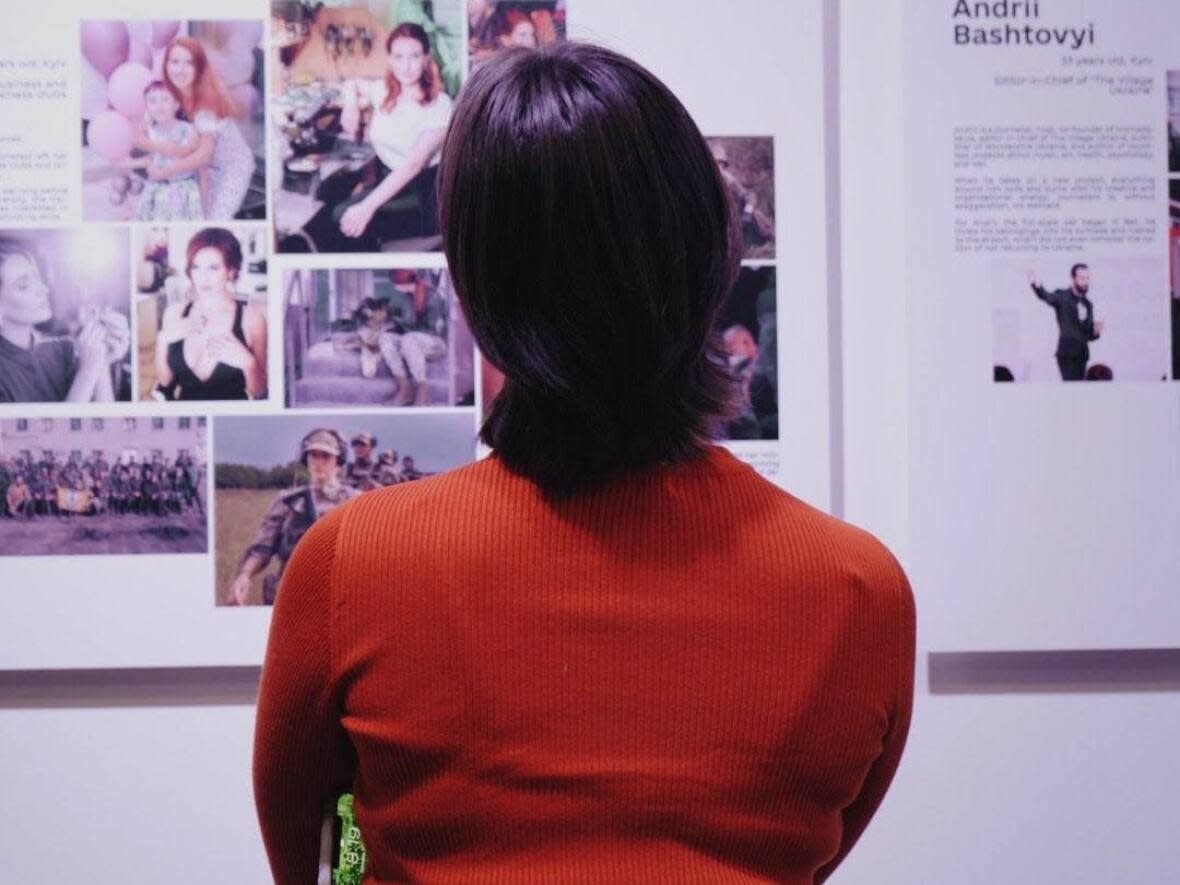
[755,477,903,574]
[333,458,497,527]
[777,494,910,619]
[424,90,453,122]
[242,301,267,335]
[697,448,907,589]
[161,300,185,320]
[241,300,265,322]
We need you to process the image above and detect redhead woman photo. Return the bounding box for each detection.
[139,36,257,221]
[153,227,266,400]
[0,234,130,403]
[255,43,914,884]
[298,23,452,253]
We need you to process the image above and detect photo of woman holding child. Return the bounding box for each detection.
[81,20,265,222]
[148,35,257,221]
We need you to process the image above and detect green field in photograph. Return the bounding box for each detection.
[214,487,279,605]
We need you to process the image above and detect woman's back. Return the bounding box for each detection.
[255,448,913,883]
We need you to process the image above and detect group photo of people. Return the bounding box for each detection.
[991,257,1170,383]
[0,228,132,404]
[0,417,207,556]
[80,19,266,222]
[134,224,269,401]
[270,0,463,253]
[213,412,475,605]
[283,266,474,408]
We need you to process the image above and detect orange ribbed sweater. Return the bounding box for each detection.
[254,447,915,884]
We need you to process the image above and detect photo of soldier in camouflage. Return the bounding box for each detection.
[0,416,207,555]
[227,427,357,605]
[343,431,412,490]
[214,412,476,605]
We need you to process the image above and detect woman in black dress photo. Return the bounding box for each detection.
[153,227,267,400]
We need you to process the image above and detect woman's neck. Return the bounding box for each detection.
[0,320,34,349]
[395,83,424,105]
[190,289,234,313]
[179,86,197,118]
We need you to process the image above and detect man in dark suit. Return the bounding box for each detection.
[1028,263,1104,381]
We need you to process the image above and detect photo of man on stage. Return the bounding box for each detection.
[991,257,1169,384]
[1027,263,1103,381]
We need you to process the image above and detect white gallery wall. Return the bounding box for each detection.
[840,1,1180,882]
[2,1,1179,884]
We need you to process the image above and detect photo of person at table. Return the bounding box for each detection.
[285,22,454,253]
[135,225,268,401]
[80,20,266,223]
[0,229,132,404]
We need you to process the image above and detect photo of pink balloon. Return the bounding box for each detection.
[150,20,181,48]
[126,21,152,64]
[207,47,256,88]
[223,21,264,52]
[127,20,152,46]
[230,83,260,117]
[80,59,110,120]
[108,62,154,118]
[80,20,130,78]
[88,111,135,162]
[128,39,152,67]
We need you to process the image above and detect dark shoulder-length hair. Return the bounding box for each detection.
[439,42,741,495]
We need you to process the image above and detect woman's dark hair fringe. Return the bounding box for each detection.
[439,42,743,496]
